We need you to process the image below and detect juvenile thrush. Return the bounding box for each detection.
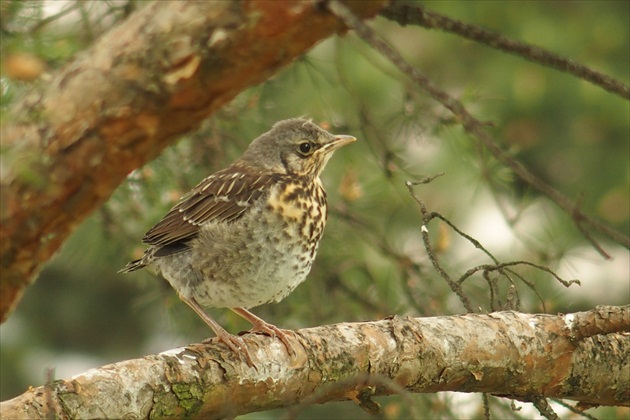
[121,118,355,362]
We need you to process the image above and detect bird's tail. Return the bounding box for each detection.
[118,258,146,274]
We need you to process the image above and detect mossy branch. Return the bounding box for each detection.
[2,306,628,418]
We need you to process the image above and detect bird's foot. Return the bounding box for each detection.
[231,308,298,357]
[249,322,297,357]
[202,331,255,367]
[183,297,257,366]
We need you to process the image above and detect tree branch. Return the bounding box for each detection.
[0,0,388,323]
[327,0,630,257]
[379,2,630,100]
[2,306,628,418]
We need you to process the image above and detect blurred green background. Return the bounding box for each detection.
[1,1,628,418]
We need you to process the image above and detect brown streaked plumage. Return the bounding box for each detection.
[120,118,355,364]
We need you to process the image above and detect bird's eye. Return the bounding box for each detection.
[298,142,312,156]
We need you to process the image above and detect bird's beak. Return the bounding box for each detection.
[312,134,356,177]
[324,135,356,153]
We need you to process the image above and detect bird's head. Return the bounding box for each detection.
[239,119,356,178]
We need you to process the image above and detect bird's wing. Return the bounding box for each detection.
[142,167,277,256]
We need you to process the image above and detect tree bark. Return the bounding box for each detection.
[0,0,389,323]
[2,306,628,419]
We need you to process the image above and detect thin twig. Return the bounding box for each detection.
[457,261,579,289]
[428,212,499,264]
[482,393,491,420]
[409,179,578,313]
[530,396,559,420]
[504,268,546,312]
[405,179,474,312]
[484,271,499,311]
[327,0,629,257]
[550,399,599,420]
[44,367,56,420]
[284,373,421,419]
[504,284,520,311]
[380,2,630,100]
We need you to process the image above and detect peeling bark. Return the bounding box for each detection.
[0,0,389,322]
[2,306,628,418]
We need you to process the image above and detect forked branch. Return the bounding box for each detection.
[327,0,630,257]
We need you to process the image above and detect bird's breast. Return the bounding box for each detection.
[181,176,329,308]
[265,177,328,247]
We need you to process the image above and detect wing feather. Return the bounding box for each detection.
[142,167,276,254]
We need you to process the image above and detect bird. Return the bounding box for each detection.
[120,118,356,364]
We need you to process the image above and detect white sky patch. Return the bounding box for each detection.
[455,194,519,260]
[556,245,629,306]
[465,204,514,249]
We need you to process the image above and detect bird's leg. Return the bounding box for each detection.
[182,296,255,366]
[231,307,297,356]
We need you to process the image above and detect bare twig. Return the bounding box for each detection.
[405,178,474,313]
[457,261,580,289]
[504,284,520,311]
[380,2,630,100]
[550,399,599,420]
[461,260,579,311]
[44,368,56,420]
[285,374,419,419]
[428,211,499,263]
[327,0,629,257]
[407,177,578,312]
[503,268,545,312]
[408,177,578,313]
[482,393,490,420]
[530,396,559,420]
[572,192,612,259]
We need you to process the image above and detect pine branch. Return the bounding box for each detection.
[380,2,630,100]
[327,0,630,257]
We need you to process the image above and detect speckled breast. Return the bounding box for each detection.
[180,175,329,309]
[262,175,328,290]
